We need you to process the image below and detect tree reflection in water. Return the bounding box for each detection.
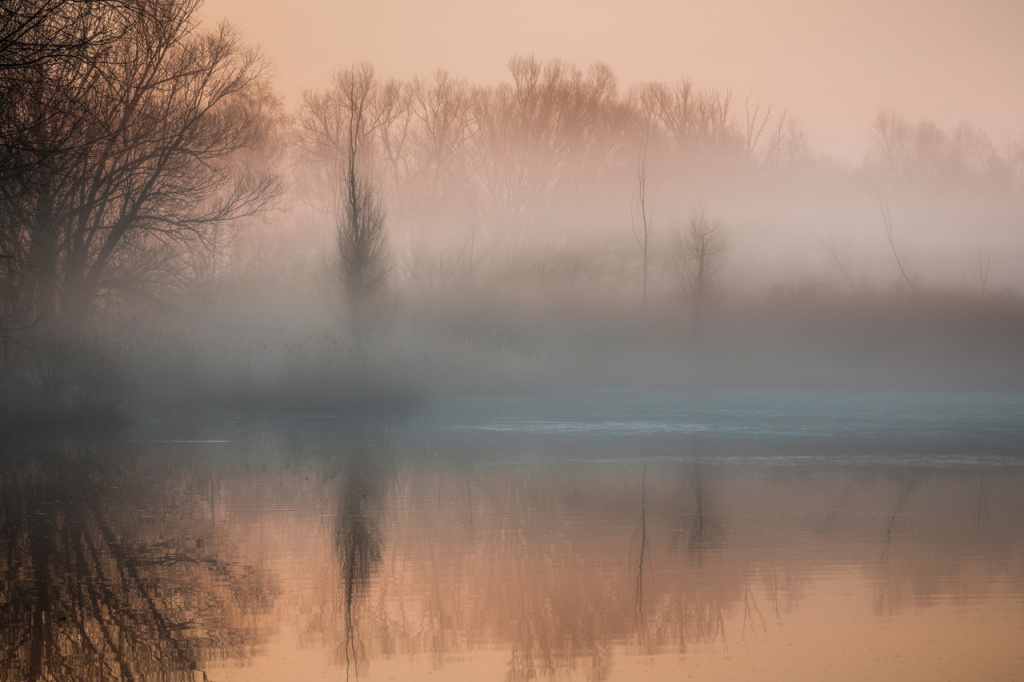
[3,421,1021,680]
[288,449,1024,680]
[0,436,275,681]
[333,429,386,680]
[686,463,723,566]
[293,456,813,681]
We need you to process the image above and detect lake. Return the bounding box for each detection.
[2,388,1023,680]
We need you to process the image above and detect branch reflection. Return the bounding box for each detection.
[290,455,1024,680]
[0,436,275,681]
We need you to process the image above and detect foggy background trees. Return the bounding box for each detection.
[673,207,728,328]
[2,0,1024,421]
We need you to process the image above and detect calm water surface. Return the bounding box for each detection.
[2,389,1023,681]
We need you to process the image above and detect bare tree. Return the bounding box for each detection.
[334,68,391,347]
[472,56,629,249]
[338,150,390,343]
[300,65,391,344]
[877,195,918,295]
[0,0,117,184]
[632,137,654,317]
[0,0,114,72]
[1,0,280,330]
[673,206,728,326]
[977,251,991,301]
[762,112,810,173]
[631,78,740,158]
[371,78,414,215]
[743,93,772,157]
[869,111,1005,190]
[0,0,126,331]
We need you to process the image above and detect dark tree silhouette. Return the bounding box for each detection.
[1,0,279,330]
[300,65,391,344]
[0,0,125,330]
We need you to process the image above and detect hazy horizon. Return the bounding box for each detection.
[4,0,1024,419]
[201,0,1024,161]
[3,5,1024,678]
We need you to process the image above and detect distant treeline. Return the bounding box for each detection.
[4,0,1024,421]
[3,0,1024,335]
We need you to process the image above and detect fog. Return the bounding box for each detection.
[2,0,1024,424]
[6,6,1024,681]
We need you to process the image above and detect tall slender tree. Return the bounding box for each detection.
[300,65,391,344]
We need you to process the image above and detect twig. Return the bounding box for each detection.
[819,234,858,294]
[877,194,918,295]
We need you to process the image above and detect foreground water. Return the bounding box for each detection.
[2,389,1023,681]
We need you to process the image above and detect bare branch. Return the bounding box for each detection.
[819,234,859,295]
[877,193,918,295]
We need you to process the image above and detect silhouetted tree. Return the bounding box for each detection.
[300,65,391,344]
[339,93,390,341]
[1,0,279,330]
[0,0,126,330]
[673,206,728,327]
[632,139,653,316]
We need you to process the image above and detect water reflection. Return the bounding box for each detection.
[281,450,1023,680]
[0,436,275,681]
[333,430,386,679]
[3,415,1024,681]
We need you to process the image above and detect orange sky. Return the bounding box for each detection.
[200,0,1024,160]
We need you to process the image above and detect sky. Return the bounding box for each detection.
[199,0,1024,161]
